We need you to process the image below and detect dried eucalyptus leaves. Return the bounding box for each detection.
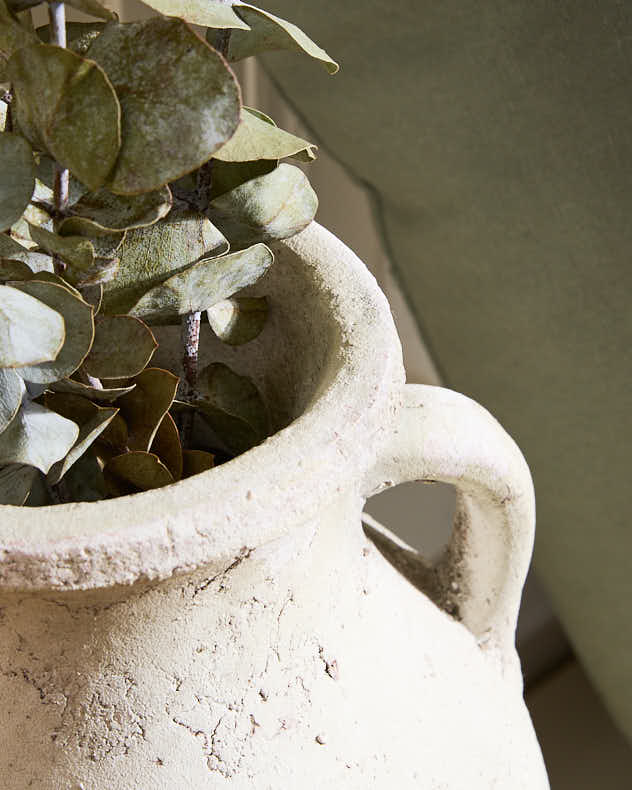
[0,0,337,505]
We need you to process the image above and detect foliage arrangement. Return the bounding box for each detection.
[0,0,337,505]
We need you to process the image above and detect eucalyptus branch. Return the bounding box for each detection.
[48,1,70,275]
[179,26,233,447]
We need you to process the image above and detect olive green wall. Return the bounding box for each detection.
[260,0,632,739]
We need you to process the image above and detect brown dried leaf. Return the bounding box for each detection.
[150,412,182,481]
[103,450,174,496]
[117,367,179,451]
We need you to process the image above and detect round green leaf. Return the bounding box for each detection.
[195,362,268,455]
[0,367,25,433]
[0,463,39,506]
[128,243,273,323]
[0,233,53,272]
[182,449,214,478]
[0,399,79,474]
[207,296,268,345]
[28,222,95,270]
[0,132,35,231]
[207,163,318,246]
[63,186,172,232]
[12,280,94,383]
[45,393,118,484]
[205,158,276,201]
[103,450,174,496]
[65,256,120,288]
[101,210,228,315]
[0,283,65,367]
[227,3,339,74]
[86,18,241,195]
[83,314,157,378]
[0,259,34,280]
[36,22,106,55]
[80,284,103,313]
[7,44,121,190]
[213,107,317,163]
[0,0,37,62]
[138,0,250,30]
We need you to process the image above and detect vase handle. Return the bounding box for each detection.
[364,383,535,672]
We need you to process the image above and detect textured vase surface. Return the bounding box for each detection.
[0,223,549,788]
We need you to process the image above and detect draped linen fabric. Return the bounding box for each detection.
[260,0,632,739]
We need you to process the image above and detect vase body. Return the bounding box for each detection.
[0,223,549,789]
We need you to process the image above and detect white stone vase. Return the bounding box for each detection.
[0,223,549,789]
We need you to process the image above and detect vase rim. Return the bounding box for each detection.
[0,222,404,591]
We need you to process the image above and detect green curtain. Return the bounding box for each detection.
[261,0,632,738]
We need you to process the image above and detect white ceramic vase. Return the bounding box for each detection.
[0,223,549,789]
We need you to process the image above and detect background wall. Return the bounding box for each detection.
[239,61,632,788]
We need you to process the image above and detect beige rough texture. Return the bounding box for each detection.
[0,223,549,788]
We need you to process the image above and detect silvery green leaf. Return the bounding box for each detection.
[80,284,103,313]
[117,367,179,451]
[10,216,53,252]
[227,3,338,74]
[36,22,106,55]
[0,0,37,61]
[207,163,317,246]
[213,107,316,163]
[63,186,172,232]
[46,399,118,484]
[149,412,182,481]
[49,377,135,402]
[138,0,250,30]
[0,283,65,367]
[128,243,272,323]
[28,222,95,270]
[0,399,79,473]
[7,44,121,190]
[86,18,240,195]
[0,258,33,280]
[58,218,125,255]
[0,132,35,231]
[206,158,276,201]
[0,463,38,505]
[207,296,268,345]
[12,280,94,383]
[84,315,157,378]
[182,449,214,478]
[64,255,120,288]
[101,210,228,315]
[28,270,82,296]
[0,234,52,271]
[0,367,25,433]
[195,362,268,455]
[103,450,174,496]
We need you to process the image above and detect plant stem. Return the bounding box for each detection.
[180,311,201,446]
[48,1,69,275]
[179,25,232,447]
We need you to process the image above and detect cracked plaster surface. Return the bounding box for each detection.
[0,224,548,789]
